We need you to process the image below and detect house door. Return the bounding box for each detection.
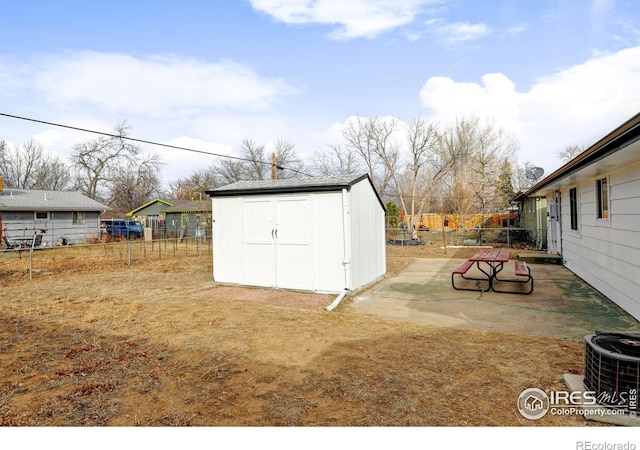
[548,191,562,254]
[242,196,314,290]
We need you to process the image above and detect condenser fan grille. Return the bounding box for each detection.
[584,333,640,412]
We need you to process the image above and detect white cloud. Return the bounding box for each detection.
[0,51,301,186]
[249,0,444,39]
[427,20,491,45]
[420,73,521,131]
[419,45,640,172]
[33,129,64,148]
[156,137,234,182]
[505,23,529,36]
[27,51,296,117]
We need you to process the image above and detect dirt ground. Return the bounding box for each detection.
[0,243,603,426]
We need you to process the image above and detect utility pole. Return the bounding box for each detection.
[271,152,277,180]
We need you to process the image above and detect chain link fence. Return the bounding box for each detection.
[387,226,547,250]
[1,235,212,280]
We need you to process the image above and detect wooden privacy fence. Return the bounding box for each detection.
[392,212,519,231]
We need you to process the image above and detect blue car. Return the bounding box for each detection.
[101,219,143,239]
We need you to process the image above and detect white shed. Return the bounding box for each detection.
[206,174,386,295]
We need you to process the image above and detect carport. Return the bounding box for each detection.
[349,258,640,339]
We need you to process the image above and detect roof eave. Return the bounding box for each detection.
[526,112,640,197]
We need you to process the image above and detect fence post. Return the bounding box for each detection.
[127,239,131,266]
[29,248,33,280]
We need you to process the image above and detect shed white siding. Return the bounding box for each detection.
[312,192,347,292]
[349,178,386,290]
[209,174,385,294]
[559,160,640,320]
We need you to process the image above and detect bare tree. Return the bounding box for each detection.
[71,122,162,209]
[0,139,70,190]
[311,143,361,177]
[107,153,163,212]
[558,144,586,163]
[205,138,305,185]
[342,116,398,196]
[212,159,247,185]
[238,139,267,180]
[272,140,305,179]
[397,117,440,228]
[437,116,517,219]
[167,169,221,200]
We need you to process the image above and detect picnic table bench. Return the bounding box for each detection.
[451,249,534,294]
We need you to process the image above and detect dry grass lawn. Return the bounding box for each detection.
[0,243,602,426]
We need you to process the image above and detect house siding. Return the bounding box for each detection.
[561,160,640,320]
[2,210,101,246]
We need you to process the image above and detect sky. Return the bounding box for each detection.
[1,0,639,189]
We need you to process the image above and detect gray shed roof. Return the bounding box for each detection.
[207,173,367,195]
[0,189,110,212]
[206,173,385,209]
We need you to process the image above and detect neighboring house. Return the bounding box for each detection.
[511,191,547,249]
[206,174,386,294]
[0,187,109,246]
[127,198,211,239]
[526,112,640,321]
[162,200,211,238]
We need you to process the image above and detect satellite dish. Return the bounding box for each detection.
[525,167,544,182]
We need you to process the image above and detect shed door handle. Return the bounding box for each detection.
[274,229,278,239]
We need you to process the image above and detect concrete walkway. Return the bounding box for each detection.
[349,258,640,339]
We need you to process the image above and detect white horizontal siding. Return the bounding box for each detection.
[211,197,244,284]
[349,179,386,290]
[561,160,640,320]
[311,192,346,292]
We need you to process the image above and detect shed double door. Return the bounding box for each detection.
[243,196,314,290]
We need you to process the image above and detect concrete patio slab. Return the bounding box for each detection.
[348,258,640,339]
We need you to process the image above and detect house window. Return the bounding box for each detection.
[72,211,85,225]
[569,188,578,230]
[35,211,49,220]
[596,177,609,219]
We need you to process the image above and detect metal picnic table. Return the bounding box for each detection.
[452,249,534,294]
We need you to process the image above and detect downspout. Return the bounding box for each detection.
[326,188,351,311]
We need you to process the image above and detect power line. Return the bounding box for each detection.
[0,112,316,178]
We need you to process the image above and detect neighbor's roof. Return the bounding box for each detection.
[127,198,211,216]
[206,173,384,209]
[0,189,110,212]
[160,200,211,213]
[127,198,172,216]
